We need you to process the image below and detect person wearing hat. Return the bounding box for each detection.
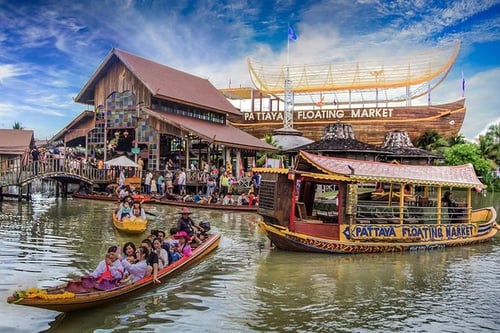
[176,207,203,245]
[173,231,192,257]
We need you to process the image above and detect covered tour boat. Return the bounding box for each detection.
[256,151,498,254]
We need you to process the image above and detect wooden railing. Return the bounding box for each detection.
[0,157,114,187]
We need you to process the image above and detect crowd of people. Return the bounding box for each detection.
[86,206,210,289]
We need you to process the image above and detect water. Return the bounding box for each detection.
[0,192,499,333]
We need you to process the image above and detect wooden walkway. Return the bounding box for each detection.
[0,157,109,188]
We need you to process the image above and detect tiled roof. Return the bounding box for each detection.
[0,129,34,155]
[297,150,485,188]
[144,109,277,151]
[76,48,240,116]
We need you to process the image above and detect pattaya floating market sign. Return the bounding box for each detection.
[242,108,394,122]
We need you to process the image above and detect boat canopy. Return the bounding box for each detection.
[295,150,486,189]
[248,40,460,94]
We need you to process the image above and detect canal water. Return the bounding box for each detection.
[0,191,499,332]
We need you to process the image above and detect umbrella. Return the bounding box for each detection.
[104,156,138,168]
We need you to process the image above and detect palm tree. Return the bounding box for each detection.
[12,122,23,129]
[482,123,500,162]
[256,134,284,166]
[414,130,449,153]
[448,133,466,146]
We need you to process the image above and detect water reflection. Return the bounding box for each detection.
[0,195,499,332]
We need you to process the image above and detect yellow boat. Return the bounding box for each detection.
[112,213,147,234]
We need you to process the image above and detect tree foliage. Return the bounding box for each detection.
[444,143,491,177]
[12,122,23,129]
[256,134,284,166]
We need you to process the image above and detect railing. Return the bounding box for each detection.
[0,157,114,186]
[355,201,467,224]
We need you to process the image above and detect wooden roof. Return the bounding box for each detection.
[296,150,485,188]
[49,111,95,144]
[0,129,34,155]
[75,49,240,116]
[144,108,277,151]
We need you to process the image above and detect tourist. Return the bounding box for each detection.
[121,246,148,283]
[141,238,160,283]
[193,190,209,204]
[157,172,164,196]
[206,177,217,197]
[144,170,153,194]
[173,231,192,257]
[117,201,132,221]
[131,202,146,219]
[219,171,229,196]
[152,237,169,269]
[222,193,234,205]
[90,245,124,281]
[237,192,249,205]
[178,168,187,196]
[122,241,137,263]
[247,191,258,206]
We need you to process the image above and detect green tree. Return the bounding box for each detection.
[483,122,500,162]
[448,133,466,146]
[256,134,284,166]
[414,130,449,153]
[444,143,491,179]
[12,122,23,129]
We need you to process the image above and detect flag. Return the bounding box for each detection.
[461,72,465,97]
[288,26,297,41]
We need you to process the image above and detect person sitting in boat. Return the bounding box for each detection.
[172,231,192,257]
[222,193,235,205]
[193,190,209,204]
[176,207,203,245]
[90,245,124,282]
[163,228,182,263]
[141,238,160,284]
[116,201,132,221]
[120,246,148,283]
[131,202,146,219]
[247,191,258,206]
[208,192,219,204]
[152,237,169,269]
[122,241,136,263]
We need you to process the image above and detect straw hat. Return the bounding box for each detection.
[178,207,192,214]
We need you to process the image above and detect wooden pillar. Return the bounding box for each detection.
[0,186,3,201]
[17,185,22,201]
[55,181,60,198]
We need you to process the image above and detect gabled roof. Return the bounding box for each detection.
[0,129,34,155]
[296,150,485,188]
[144,108,277,151]
[49,110,95,143]
[75,49,240,116]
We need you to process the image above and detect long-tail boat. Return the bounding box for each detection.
[256,151,498,254]
[7,233,220,312]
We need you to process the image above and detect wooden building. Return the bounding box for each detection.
[62,48,275,172]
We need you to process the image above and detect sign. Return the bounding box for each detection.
[131,147,140,154]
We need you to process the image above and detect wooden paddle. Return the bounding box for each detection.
[145,210,157,217]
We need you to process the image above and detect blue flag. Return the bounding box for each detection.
[288,26,297,41]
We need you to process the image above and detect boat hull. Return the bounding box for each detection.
[72,193,155,203]
[112,213,147,234]
[258,218,498,254]
[7,233,221,312]
[155,198,258,212]
[229,100,466,145]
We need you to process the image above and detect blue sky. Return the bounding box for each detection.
[0,0,498,141]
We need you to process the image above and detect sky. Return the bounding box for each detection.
[0,0,499,141]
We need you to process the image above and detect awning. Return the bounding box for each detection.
[144,108,277,151]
